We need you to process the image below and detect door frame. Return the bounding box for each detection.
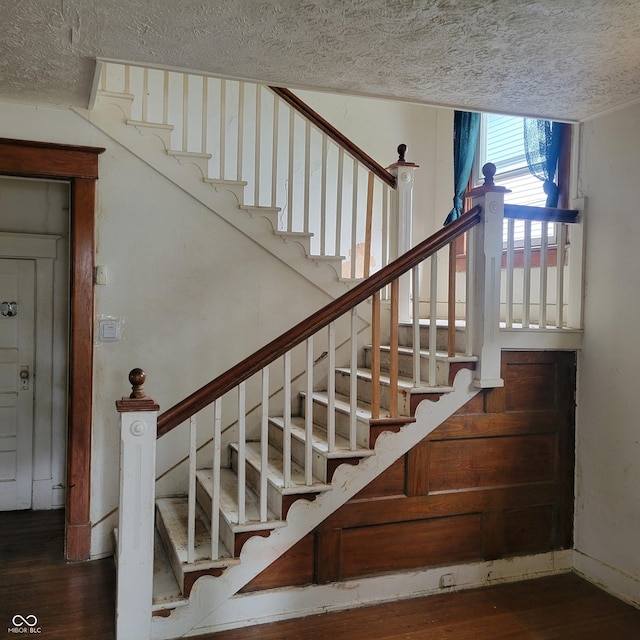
[0,138,104,560]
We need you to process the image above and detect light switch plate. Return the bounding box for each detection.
[99,319,121,341]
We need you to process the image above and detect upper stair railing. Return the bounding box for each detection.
[98,62,397,277]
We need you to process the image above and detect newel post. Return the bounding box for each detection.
[388,144,420,321]
[467,163,508,388]
[115,368,159,640]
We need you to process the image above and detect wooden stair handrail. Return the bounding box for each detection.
[504,204,580,224]
[269,87,396,189]
[157,206,482,437]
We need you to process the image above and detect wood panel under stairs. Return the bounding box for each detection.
[152,322,476,607]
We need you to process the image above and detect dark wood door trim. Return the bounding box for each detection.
[0,137,105,561]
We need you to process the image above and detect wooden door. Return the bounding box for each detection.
[0,258,35,510]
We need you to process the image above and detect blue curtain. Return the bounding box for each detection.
[523,119,567,207]
[444,111,481,226]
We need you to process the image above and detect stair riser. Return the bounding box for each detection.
[229,447,284,518]
[398,324,467,353]
[363,347,450,385]
[335,370,411,416]
[195,480,236,559]
[268,421,329,483]
[301,397,371,448]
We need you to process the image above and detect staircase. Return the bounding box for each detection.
[151,320,477,605]
[101,61,516,639]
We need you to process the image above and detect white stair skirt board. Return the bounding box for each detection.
[187,550,573,636]
[75,99,355,303]
[151,368,479,640]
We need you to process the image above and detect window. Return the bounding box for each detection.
[474,114,554,246]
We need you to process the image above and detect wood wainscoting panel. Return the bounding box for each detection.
[246,351,576,590]
[340,514,483,579]
[427,433,556,492]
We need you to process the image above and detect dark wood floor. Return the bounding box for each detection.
[2,511,640,640]
[0,509,115,639]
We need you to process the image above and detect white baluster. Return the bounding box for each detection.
[287,109,295,232]
[271,96,279,209]
[236,81,244,183]
[237,382,246,524]
[305,338,314,485]
[429,255,438,387]
[350,160,358,278]
[283,352,292,487]
[141,68,149,122]
[260,368,269,521]
[254,85,262,205]
[201,76,208,155]
[320,136,328,256]
[211,400,221,560]
[327,322,336,453]
[220,79,227,180]
[349,308,358,451]
[523,220,532,328]
[304,120,311,235]
[540,221,549,328]
[465,227,476,357]
[506,218,515,328]
[412,265,421,386]
[556,222,567,328]
[162,71,169,125]
[187,416,197,564]
[382,186,389,269]
[335,148,344,257]
[182,74,189,152]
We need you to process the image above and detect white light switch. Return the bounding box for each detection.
[99,319,121,341]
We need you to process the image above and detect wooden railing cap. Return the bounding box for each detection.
[116,368,159,413]
[465,162,511,198]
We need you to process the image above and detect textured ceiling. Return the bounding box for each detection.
[2,0,640,122]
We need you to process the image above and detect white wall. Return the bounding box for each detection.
[575,102,640,604]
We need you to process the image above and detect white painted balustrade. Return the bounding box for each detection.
[99,62,395,274]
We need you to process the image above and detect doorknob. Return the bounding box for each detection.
[1,301,17,317]
[20,368,29,391]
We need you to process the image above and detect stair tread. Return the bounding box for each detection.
[269,415,376,459]
[304,390,392,420]
[230,442,332,494]
[334,366,456,394]
[196,468,287,531]
[399,318,467,328]
[166,149,212,159]
[126,119,174,131]
[366,343,477,362]
[156,497,239,570]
